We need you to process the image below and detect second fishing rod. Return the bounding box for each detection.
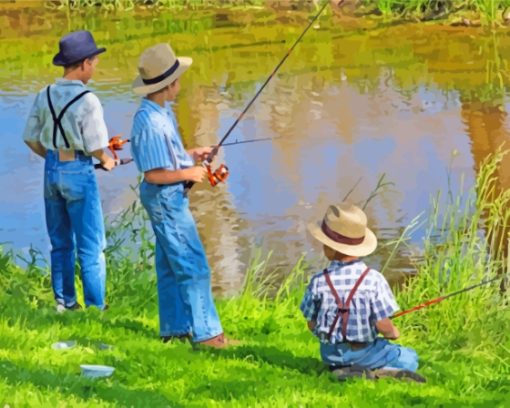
[184,0,343,192]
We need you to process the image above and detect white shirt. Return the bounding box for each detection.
[22,78,108,153]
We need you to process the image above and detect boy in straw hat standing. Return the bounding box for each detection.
[301,203,425,381]
[22,31,115,311]
[130,43,237,348]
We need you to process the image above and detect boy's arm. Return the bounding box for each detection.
[300,277,320,332]
[25,141,47,159]
[370,272,400,339]
[90,149,116,171]
[81,93,115,170]
[144,166,207,184]
[23,93,44,157]
[375,318,400,340]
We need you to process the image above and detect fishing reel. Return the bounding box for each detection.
[94,135,133,170]
[205,163,229,187]
[108,135,130,160]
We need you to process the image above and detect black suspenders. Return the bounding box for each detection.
[46,85,91,149]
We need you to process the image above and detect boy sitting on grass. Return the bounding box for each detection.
[300,203,425,382]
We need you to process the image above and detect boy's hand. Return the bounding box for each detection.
[383,326,400,340]
[185,166,207,183]
[101,156,116,171]
[375,318,400,340]
[191,146,216,162]
[307,321,316,331]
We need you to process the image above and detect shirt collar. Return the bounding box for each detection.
[329,259,364,269]
[55,78,86,87]
[141,98,169,115]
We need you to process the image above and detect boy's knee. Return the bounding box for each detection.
[395,347,419,371]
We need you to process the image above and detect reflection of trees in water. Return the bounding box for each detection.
[174,85,252,296]
[460,97,510,291]
[458,31,510,291]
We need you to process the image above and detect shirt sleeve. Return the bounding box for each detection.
[130,113,175,173]
[80,93,109,152]
[300,276,321,322]
[370,272,399,321]
[22,92,43,143]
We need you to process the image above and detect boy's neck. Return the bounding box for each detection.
[333,254,359,263]
[147,94,167,108]
[63,70,88,84]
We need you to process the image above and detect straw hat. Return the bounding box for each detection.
[308,203,377,257]
[132,43,192,96]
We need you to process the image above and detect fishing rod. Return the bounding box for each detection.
[185,0,344,192]
[219,136,281,148]
[391,276,501,319]
[94,157,133,170]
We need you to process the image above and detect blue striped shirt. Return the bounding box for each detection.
[300,260,399,344]
[130,98,194,174]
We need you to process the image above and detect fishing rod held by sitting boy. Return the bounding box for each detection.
[391,275,501,319]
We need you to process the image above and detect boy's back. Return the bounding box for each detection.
[301,260,399,344]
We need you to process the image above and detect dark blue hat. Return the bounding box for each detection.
[53,30,106,67]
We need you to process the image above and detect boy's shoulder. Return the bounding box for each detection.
[133,107,167,130]
[309,262,386,286]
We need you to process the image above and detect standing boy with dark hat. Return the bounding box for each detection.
[301,203,425,381]
[23,31,115,311]
[130,43,237,348]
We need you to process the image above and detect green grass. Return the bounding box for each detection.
[1,154,509,407]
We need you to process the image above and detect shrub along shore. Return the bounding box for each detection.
[10,1,510,28]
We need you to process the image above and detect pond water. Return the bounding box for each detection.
[1,5,509,295]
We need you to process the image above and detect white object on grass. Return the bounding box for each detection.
[80,364,115,378]
[51,340,77,350]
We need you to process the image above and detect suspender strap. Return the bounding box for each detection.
[46,86,62,149]
[46,85,90,149]
[323,269,345,340]
[323,267,371,341]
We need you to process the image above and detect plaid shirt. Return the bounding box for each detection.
[300,260,399,344]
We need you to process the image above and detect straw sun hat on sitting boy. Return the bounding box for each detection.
[308,203,378,257]
[132,43,192,96]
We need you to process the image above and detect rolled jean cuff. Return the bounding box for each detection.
[192,330,224,343]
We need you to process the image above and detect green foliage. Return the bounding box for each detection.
[1,154,509,406]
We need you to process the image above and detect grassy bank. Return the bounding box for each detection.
[0,154,509,407]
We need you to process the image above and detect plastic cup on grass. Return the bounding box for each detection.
[51,340,77,350]
[80,364,115,379]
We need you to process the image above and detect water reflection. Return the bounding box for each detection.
[1,5,510,294]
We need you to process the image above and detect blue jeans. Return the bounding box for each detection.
[320,338,419,371]
[44,150,106,309]
[140,180,223,341]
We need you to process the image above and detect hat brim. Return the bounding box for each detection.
[52,47,106,67]
[307,221,377,257]
[132,57,192,96]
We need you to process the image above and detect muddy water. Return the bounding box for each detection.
[1,6,509,295]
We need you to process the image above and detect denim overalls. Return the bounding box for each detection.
[43,85,106,309]
[131,99,223,341]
